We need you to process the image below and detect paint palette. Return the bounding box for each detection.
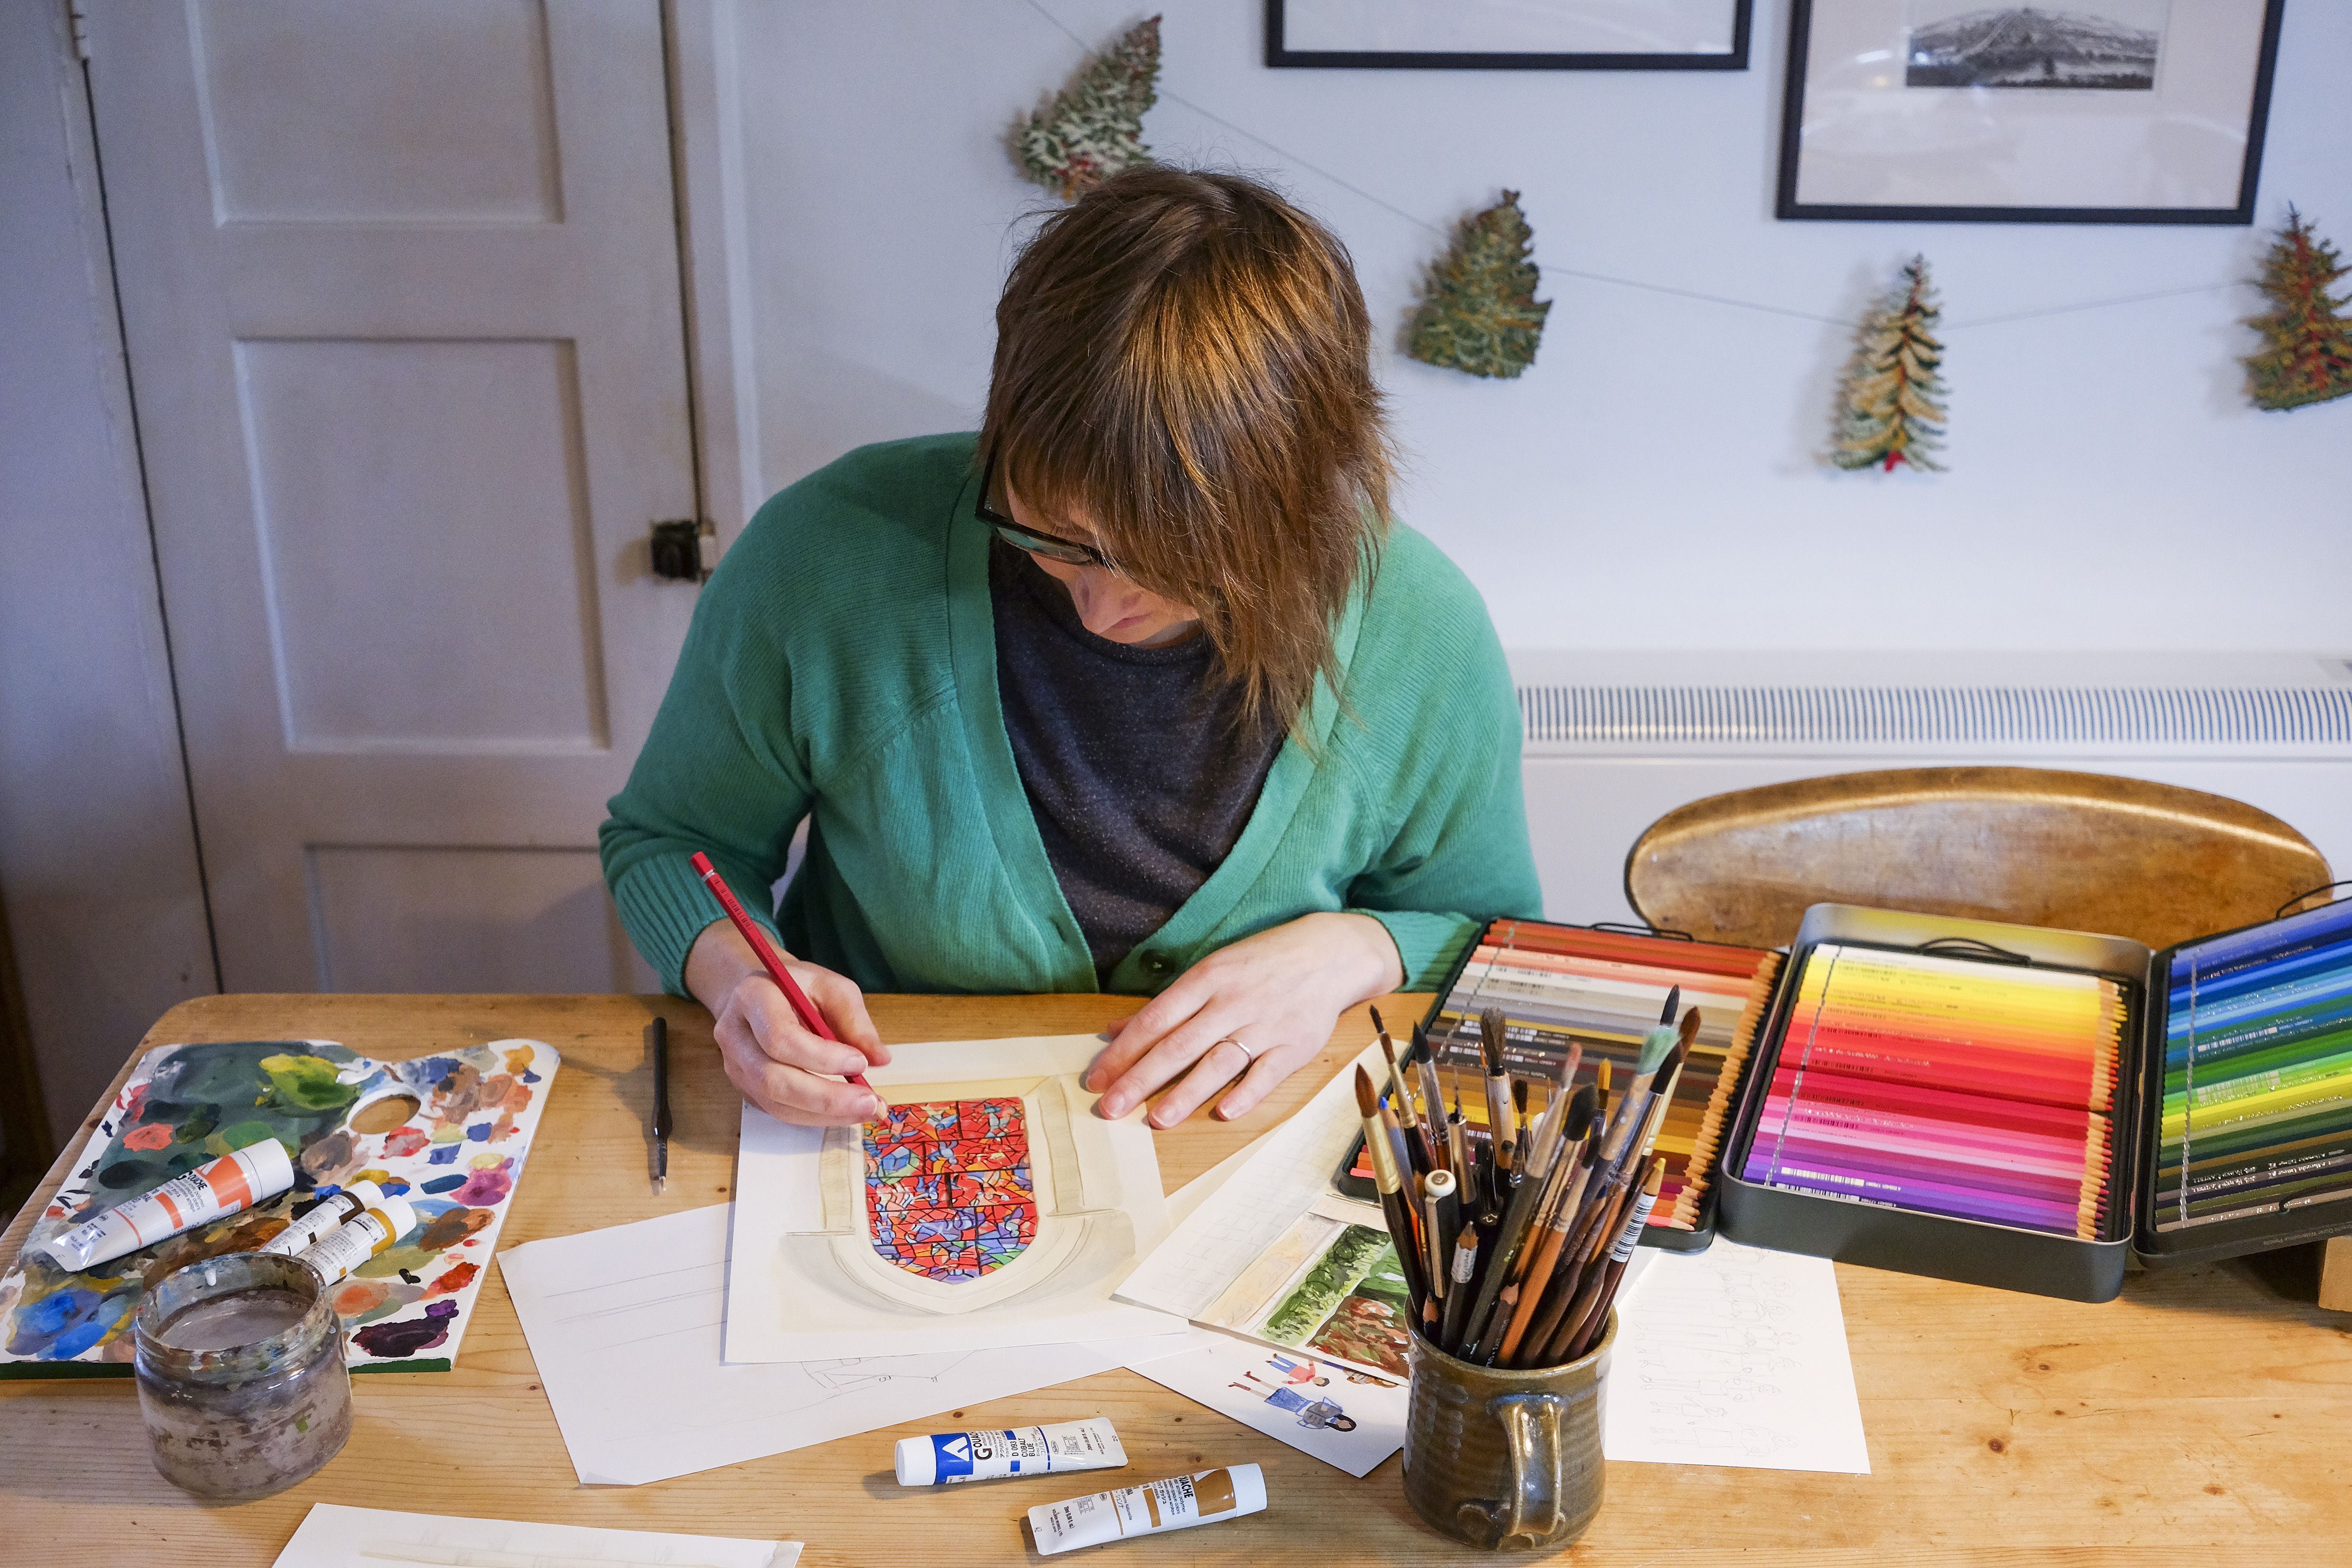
[0,1037,560,1376]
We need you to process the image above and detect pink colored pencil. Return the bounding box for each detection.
[691,851,876,1097]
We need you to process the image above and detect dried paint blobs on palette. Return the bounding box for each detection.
[864,1099,1039,1281]
[1743,945,2122,1237]
[0,1037,559,1376]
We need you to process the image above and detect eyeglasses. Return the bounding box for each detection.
[976,453,1117,570]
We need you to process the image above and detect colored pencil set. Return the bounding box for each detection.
[1357,1001,1691,1369]
[1741,944,2125,1239]
[1366,920,1782,1232]
[2159,897,2352,1231]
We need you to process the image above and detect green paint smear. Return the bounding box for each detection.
[1262,1225,1397,1346]
[257,1054,362,1115]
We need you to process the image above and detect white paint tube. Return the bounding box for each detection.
[894,1416,1126,1485]
[1029,1464,1266,1556]
[33,1139,296,1272]
[294,1194,417,1285]
[257,1181,385,1258]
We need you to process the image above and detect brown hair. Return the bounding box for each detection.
[981,166,1395,739]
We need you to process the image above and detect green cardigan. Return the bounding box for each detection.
[600,433,1541,998]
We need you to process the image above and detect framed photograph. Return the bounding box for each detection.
[1267,0,1752,71]
[1776,0,2287,223]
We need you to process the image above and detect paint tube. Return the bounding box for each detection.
[33,1139,296,1273]
[294,1194,417,1285]
[895,1416,1126,1485]
[257,1181,385,1258]
[1028,1464,1266,1556]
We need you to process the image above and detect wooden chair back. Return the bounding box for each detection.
[1625,766,2331,953]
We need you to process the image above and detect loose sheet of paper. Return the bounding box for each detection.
[1116,1043,1381,1321]
[726,1034,1182,1361]
[1127,1325,1408,1477]
[500,1204,1183,1486]
[1602,1237,1871,1473]
[270,1502,799,1567]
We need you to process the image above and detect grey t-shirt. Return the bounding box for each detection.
[989,540,1284,981]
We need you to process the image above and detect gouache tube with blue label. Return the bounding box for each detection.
[1029,1464,1266,1555]
[894,1417,1126,1486]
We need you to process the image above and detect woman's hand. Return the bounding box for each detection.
[1087,911,1404,1128]
[685,919,890,1125]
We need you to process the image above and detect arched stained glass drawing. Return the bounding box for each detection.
[863,1098,1039,1280]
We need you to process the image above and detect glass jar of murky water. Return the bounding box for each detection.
[133,1250,352,1497]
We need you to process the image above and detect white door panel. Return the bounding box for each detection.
[90,0,690,993]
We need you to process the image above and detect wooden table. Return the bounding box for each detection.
[4,993,2350,1567]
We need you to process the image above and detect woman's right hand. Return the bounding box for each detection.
[686,919,889,1125]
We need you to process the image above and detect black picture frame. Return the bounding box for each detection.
[1266,0,1752,72]
[1775,0,2287,225]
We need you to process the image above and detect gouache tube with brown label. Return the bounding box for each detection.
[33,1139,296,1272]
[1028,1463,1266,1556]
[257,1180,385,1258]
[294,1194,416,1285]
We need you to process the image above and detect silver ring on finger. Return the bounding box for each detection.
[1219,1037,1261,1063]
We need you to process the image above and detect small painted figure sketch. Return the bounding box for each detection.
[863,1098,1038,1281]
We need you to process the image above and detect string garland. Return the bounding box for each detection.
[1016,0,2251,335]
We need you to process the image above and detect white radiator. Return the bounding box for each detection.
[1508,650,2352,927]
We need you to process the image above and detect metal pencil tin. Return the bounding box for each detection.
[1717,904,2150,1304]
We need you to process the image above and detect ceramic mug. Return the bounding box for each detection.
[1402,1312,1614,1552]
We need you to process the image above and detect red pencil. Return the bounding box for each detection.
[690,851,878,1099]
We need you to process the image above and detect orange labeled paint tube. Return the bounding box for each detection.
[34,1140,295,1272]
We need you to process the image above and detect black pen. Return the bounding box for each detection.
[650,1015,672,1196]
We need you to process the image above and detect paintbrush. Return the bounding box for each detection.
[1478,1008,1516,1200]
[1492,1087,1598,1365]
[1554,1157,1669,1364]
[1413,1024,1451,1175]
[1454,1078,1580,1364]
[1378,1013,1439,1175]
[1421,1165,1458,1306]
[1355,1066,1431,1311]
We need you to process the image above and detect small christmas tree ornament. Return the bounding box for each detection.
[2243,207,2352,412]
[1406,191,1552,380]
[1828,256,1949,473]
[1014,15,1162,201]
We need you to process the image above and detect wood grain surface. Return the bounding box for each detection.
[2,992,2349,1567]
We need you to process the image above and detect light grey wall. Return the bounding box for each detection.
[728,0,2352,654]
[0,3,216,1147]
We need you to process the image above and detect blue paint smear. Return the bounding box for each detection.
[51,1294,135,1359]
[464,1122,492,1142]
[20,1288,91,1336]
[418,1174,468,1195]
[427,1144,461,1166]
[378,1177,412,1196]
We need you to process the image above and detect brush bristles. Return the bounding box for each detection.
[1678,1007,1703,1048]
[1479,1007,1507,1074]
[1353,1064,1378,1118]
[1370,1004,1388,1038]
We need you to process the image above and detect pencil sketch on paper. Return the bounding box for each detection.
[794,1073,1136,1316]
[1602,1239,1871,1474]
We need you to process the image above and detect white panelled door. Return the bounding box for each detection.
[86,1,697,992]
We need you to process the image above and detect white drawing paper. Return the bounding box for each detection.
[724,1034,1182,1361]
[1602,1237,1872,1474]
[270,1502,799,1567]
[1126,1324,1408,1477]
[499,1203,1187,1486]
[1116,1043,1383,1323]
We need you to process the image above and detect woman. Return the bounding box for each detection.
[601,167,1539,1130]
